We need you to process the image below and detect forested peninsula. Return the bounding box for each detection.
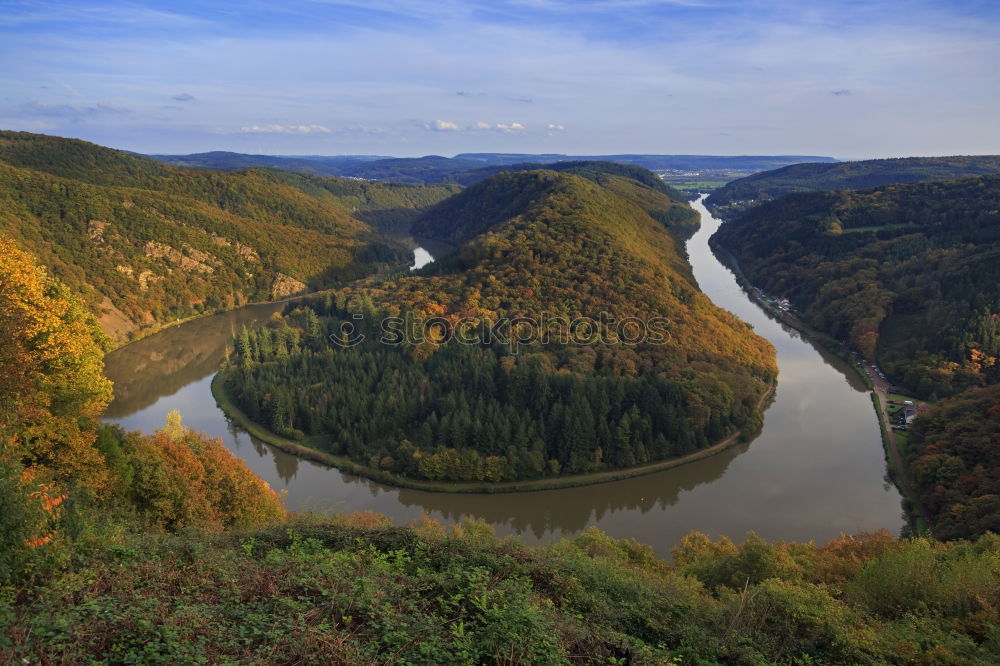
[219,168,775,486]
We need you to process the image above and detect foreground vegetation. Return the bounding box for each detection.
[7,511,1000,665]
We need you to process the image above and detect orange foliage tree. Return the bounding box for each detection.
[121,413,285,531]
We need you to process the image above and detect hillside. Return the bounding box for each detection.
[713,175,1000,399]
[712,176,1000,540]
[707,155,1000,218]
[220,169,776,484]
[0,131,456,341]
[906,383,1000,540]
[144,150,391,175]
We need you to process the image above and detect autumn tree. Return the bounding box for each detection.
[0,235,113,490]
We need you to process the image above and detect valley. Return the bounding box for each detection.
[101,196,903,553]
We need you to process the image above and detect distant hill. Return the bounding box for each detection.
[144,151,390,176]
[706,155,1000,217]
[150,151,836,185]
[0,131,456,341]
[455,153,837,172]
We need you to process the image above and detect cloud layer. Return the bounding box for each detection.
[1,0,997,156]
[240,124,332,134]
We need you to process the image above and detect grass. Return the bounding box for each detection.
[852,362,875,389]
[894,429,911,457]
[212,370,774,495]
[871,394,894,477]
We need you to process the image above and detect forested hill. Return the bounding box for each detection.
[713,175,1000,398]
[706,155,1000,217]
[713,176,1000,540]
[0,131,457,342]
[412,162,698,246]
[222,169,776,484]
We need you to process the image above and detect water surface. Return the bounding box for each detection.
[103,199,904,554]
[411,247,434,270]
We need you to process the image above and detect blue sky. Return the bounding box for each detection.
[1,0,998,157]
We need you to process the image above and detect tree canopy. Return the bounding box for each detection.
[222,170,775,483]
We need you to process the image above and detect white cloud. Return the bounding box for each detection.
[239,124,331,134]
[343,124,387,134]
[473,120,492,130]
[429,119,462,131]
[547,123,566,130]
[496,122,526,133]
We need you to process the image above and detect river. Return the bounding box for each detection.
[102,198,904,554]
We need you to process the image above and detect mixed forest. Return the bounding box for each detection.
[4,130,1000,662]
[0,131,457,342]
[713,175,1000,543]
[220,168,775,483]
[4,229,1000,664]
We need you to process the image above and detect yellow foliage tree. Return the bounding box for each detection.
[0,235,113,490]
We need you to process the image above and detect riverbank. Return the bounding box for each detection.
[104,249,429,354]
[870,391,933,535]
[707,236,930,535]
[212,370,775,494]
[105,291,310,354]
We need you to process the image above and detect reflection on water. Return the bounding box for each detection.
[102,197,903,554]
[104,302,282,417]
[410,247,434,270]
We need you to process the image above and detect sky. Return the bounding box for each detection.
[1,0,998,158]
